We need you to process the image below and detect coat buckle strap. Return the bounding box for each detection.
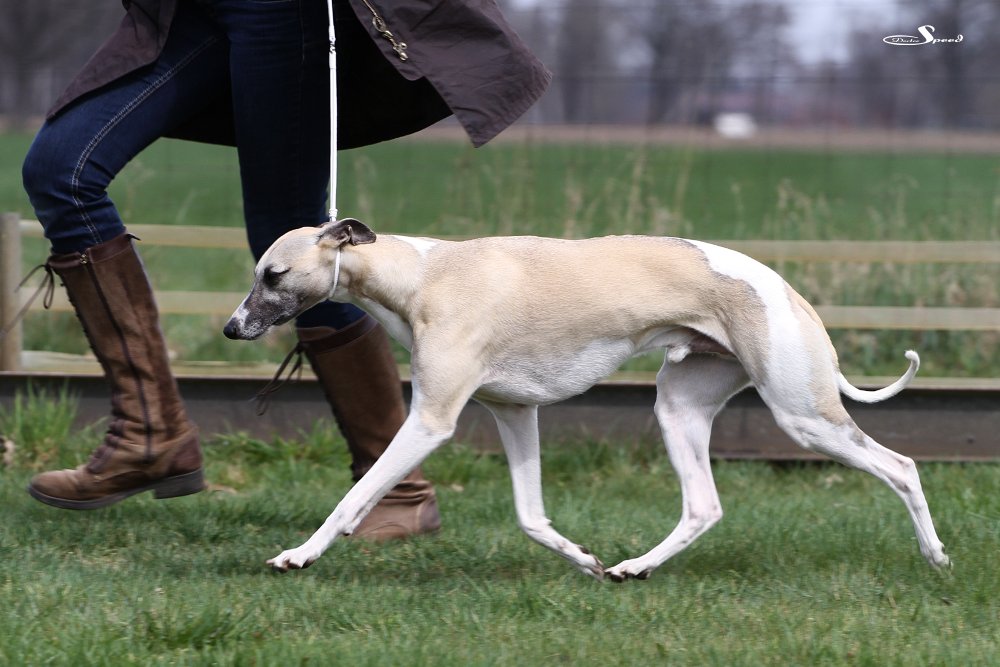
[360,0,408,61]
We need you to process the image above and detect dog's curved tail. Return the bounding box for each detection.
[837,350,920,403]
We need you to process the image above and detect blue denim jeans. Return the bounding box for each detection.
[22,0,363,329]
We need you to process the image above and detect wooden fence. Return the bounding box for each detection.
[2,212,999,383]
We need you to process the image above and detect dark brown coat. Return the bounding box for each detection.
[49,0,550,148]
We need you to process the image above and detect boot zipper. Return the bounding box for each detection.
[360,0,408,61]
[83,257,156,463]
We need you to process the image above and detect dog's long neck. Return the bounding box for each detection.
[341,235,431,330]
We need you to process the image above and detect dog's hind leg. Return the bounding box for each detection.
[606,354,749,582]
[764,394,950,569]
[484,401,607,580]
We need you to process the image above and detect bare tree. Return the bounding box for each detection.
[626,0,790,125]
[496,0,560,122]
[641,3,725,124]
[730,1,793,125]
[0,0,120,127]
[918,0,999,128]
[841,0,1000,130]
[555,0,616,123]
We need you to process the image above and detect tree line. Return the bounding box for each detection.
[1,0,998,130]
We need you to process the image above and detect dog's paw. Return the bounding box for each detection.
[570,545,606,581]
[922,541,952,571]
[605,559,654,583]
[267,546,320,573]
[929,551,952,571]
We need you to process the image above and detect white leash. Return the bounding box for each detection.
[326,2,343,293]
[325,0,339,221]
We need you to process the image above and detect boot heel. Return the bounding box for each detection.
[153,469,206,499]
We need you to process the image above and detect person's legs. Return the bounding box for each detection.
[23,1,230,254]
[208,0,439,538]
[207,0,359,328]
[21,0,230,508]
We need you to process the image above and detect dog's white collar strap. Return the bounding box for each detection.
[331,248,342,295]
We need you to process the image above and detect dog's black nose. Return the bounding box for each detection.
[222,319,240,340]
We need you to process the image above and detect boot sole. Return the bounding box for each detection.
[27,469,206,510]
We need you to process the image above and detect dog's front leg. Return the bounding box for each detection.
[484,402,606,580]
[267,412,451,572]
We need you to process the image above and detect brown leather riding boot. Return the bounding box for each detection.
[297,317,440,541]
[27,234,204,509]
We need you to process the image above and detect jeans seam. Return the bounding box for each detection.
[70,34,222,247]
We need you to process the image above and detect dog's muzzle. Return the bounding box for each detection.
[223,303,265,340]
[224,303,297,340]
[222,318,244,340]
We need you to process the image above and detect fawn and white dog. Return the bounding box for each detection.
[224,219,949,581]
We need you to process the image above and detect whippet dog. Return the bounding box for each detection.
[224,219,950,581]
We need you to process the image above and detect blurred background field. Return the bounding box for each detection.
[1,131,997,378]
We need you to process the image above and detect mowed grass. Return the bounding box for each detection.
[1,389,999,665]
[2,131,997,378]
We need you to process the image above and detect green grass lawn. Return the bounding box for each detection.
[2,131,998,378]
[1,390,999,665]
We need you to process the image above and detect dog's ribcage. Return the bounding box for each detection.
[405,236,772,405]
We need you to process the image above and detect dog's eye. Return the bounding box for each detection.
[263,267,290,286]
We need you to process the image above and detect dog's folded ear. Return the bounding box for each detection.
[317,218,377,248]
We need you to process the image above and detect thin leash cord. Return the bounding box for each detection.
[327,2,342,293]
[326,0,339,221]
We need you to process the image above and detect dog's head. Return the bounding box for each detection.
[223,218,376,340]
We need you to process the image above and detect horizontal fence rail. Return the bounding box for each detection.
[17,219,1000,261]
[9,218,1000,338]
[22,291,1000,332]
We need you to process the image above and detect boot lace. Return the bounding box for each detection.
[253,342,306,415]
[0,263,56,341]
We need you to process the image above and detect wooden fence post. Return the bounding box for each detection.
[0,213,23,371]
